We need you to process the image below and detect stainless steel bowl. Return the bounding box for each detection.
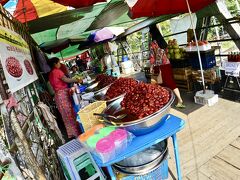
[85,82,112,94]
[94,86,109,100]
[113,148,168,175]
[102,88,175,135]
[94,87,126,105]
[85,82,99,93]
[115,139,167,167]
[84,79,96,85]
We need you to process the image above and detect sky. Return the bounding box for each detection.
[3,0,17,15]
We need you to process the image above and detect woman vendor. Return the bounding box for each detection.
[149,26,185,108]
[48,57,82,139]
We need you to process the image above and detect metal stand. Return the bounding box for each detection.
[224,75,240,92]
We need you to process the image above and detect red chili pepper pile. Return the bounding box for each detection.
[96,76,116,89]
[105,78,138,100]
[121,83,170,119]
[5,57,23,78]
[24,60,34,75]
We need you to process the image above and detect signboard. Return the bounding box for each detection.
[0,26,38,93]
[223,61,240,77]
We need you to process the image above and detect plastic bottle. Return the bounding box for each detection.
[72,92,80,105]
[74,83,80,94]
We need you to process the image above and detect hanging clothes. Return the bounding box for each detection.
[36,102,65,144]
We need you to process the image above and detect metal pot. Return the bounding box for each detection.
[102,88,175,135]
[84,79,96,85]
[113,146,168,175]
[115,140,167,167]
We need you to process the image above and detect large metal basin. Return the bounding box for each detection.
[103,88,175,135]
[94,87,125,105]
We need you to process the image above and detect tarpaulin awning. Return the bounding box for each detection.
[30,0,144,46]
[126,0,216,19]
[39,36,88,53]
[46,44,87,60]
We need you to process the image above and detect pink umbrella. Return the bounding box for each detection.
[89,27,125,42]
[93,28,115,42]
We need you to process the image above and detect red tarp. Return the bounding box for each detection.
[52,0,106,8]
[128,0,216,19]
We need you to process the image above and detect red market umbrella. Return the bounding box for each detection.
[13,0,67,23]
[13,0,107,23]
[127,0,216,93]
[127,0,216,19]
[52,0,106,8]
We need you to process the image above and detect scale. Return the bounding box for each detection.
[57,139,105,180]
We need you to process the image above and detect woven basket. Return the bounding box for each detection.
[78,101,106,131]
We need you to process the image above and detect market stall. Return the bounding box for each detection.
[1,0,239,179]
[57,74,186,179]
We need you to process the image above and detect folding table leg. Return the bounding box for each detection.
[106,165,116,180]
[172,134,182,180]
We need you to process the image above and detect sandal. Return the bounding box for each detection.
[175,103,186,108]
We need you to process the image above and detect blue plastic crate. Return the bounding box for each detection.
[121,153,169,180]
[188,49,216,70]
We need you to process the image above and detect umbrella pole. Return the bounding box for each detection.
[185,0,206,94]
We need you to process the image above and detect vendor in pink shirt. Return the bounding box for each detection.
[48,57,82,139]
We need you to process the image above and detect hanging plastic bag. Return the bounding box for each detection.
[157,70,163,84]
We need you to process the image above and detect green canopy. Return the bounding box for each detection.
[46,44,87,59]
[29,0,176,59]
[30,0,133,43]
[29,0,146,59]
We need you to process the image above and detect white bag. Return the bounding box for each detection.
[157,70,163,84]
